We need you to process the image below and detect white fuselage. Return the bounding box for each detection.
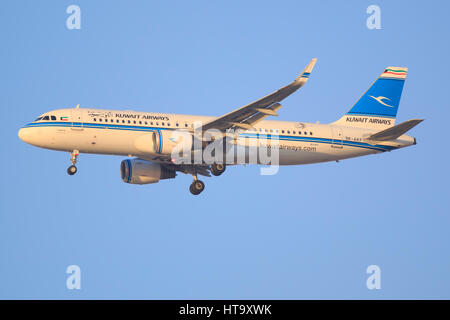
[18,108,415,165]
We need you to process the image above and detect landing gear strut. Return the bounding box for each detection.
[210,163,226,176]
[67,150,79,176]
[189,174,205,195]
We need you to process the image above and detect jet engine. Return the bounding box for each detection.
[120,159,176,184]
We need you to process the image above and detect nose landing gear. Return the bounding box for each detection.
[189,174,205,195]
[67,150,79,176]
[67,165,77,175]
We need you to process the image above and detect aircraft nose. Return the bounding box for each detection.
[18,127,32,144]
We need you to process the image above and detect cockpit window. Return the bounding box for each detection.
[34,117,43,122]
[51,116,56,120]
[42,116,49,120]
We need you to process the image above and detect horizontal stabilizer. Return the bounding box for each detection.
[367,119,423,141]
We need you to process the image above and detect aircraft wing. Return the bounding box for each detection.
[162,163,211,177]
[201,58,317,132]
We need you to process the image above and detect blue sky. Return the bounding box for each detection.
[1,0,449,299]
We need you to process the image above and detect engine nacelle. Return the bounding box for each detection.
[154,130,193,155]
[134,130,194,158]
[120,159,176,184]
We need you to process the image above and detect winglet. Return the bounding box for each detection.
[295,58,317,85]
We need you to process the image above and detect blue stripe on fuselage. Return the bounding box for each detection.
[22,121,396,152]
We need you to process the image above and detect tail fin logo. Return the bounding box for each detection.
[369,95,394,108]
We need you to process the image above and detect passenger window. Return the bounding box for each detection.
[145,121,148,125]
[304,131,307,135]
[287,130,290,134]
[122,120,125,123]
[116,119,119,123]
[94,118,97,122]
[176,123,179,127]
[185,123,188,127]
[293,131,296,134]
[310,132,313,135]
[139,121,142,125]
[162,122,165,126]
[99,118,102,122]
[128,120,131,124]
[151,122,153,125]
[281,130,285,134]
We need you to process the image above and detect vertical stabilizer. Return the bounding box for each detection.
[334,67,408,129]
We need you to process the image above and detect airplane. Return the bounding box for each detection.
[18,59,423,195]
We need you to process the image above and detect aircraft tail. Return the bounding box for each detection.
[334,66,408,129]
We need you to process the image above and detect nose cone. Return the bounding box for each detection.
[18,127,34,145]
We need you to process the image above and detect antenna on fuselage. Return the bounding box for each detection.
[75,104,80,109]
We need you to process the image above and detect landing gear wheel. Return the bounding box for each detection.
[67,165,77,176]
[211,163,226,176]
[189,180,205,195]
[68,150,79,176]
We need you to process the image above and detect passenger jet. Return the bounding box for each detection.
[18,59,423,195]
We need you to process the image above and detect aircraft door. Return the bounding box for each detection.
[71,108,84,129]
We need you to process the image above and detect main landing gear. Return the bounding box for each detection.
[188,164,226,195]
[67,150,79,176]
[210,163,226,176]
[189,174,205,195]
